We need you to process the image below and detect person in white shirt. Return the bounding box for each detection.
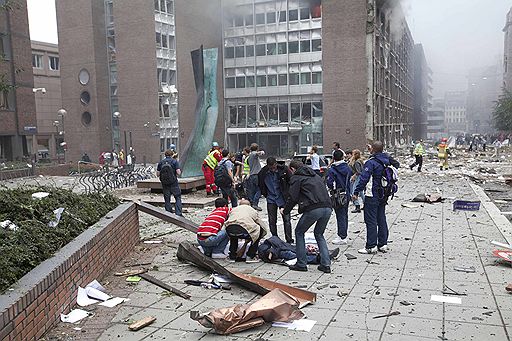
[307,145,321,177]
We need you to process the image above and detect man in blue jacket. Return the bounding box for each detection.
[326,150,352,245]
[353,141,399,254]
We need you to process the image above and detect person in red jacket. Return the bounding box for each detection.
[197,198,231,257]
[203,142,223,195]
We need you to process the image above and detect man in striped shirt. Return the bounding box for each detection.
[197,198,231,257]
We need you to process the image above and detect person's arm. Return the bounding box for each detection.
[175,160,182,176]
[254,212,269,233]
[283,178,300,215]
[389,156,400,168]
[326,169,335,190]
[156,161,162,177]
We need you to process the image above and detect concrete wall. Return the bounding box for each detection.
[175,0,224,150]
[504,8,512,92]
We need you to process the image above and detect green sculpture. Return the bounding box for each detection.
[180,47,219,177]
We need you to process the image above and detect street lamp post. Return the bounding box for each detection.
[57,109,67,162]
[112,111,121,151]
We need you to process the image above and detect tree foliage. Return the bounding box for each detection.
[493,90,512,132]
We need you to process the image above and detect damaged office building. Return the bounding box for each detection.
[223,0,415,155]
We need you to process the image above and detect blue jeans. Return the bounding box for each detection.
[295,207,332,268]
[334,204,349,239]
[163,184,182,216]
[246,174,261,206]
[197,230,229,256]
[220,186,238,207]
[351,175,364,206]
[363,196,388,249]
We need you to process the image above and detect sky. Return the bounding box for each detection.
[26,0,512,97]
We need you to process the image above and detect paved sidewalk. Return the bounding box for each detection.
[57,171,512,340]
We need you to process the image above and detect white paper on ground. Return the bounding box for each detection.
[99,297,129,307]
[86,279,107,292]
[85,286,111,301]
[31,192,50,199]
[143,240,163,244]
[77,287,101,307]
[285,258,297,266]
[48,207,65,227]
[272,319,317,332]
[430,295,462,304]
[60,309,90,323]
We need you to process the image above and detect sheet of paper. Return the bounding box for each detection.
[285,258,297,266]
[48,207,65,227]
[143,240,163,244]
[99,297,129,307]
[272,319,317,332]
[430,295,462,304]
[61,309,90,323]
[85,286,111,301]
[86,279,107,292]
[77,287,101,307]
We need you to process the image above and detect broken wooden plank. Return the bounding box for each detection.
[176,242,316,307]
[136,201,198,233]
[139,273,191,299]
[128,316,157,331]
[114,269,148,277]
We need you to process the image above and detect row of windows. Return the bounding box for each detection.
[226,7,321,28]
[154,0,173,14]
[32,54,60,71]
[156,32,175,49]
[228,101,322,127]
[157,68,176,86]
[225,72,321,89]
[225,39,321,58]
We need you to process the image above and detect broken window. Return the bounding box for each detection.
[267,43,277,55]
[312,39,321,52]
[156,32,162,47]
[238,106,247,127]
[300,40,310,53]
[226,77,235,88]
[247,105,257,127]
[268,104,278,124]
[291,103,300,123]
[300,8,310,20]
[268,74,277,86]
[279,103,289,123]
[279,11,287,22]
[246,76,255,87]
[229,106,237,126]
[0,90,9,110]
[235,16,244,27]
[302,103,312,123]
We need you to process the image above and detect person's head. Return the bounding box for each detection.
[250,143,259,152]
[239,199,251,206]
[289,160,303,173]
[352,149,361,160]
[215,198,228,208]
[333,150,345,161]
[311,145,318,154]
[419,139,423,144]
[212,141,219,148]
[332,142,340,150]
[164,149,173,157]
[345,150,353,159]
[370,141,384,154]
[243,146,250,155]
[266,157,278,171]
[221,149,229,158]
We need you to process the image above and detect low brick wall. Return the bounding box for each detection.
[0,202,140,341]
[0,164,71,181]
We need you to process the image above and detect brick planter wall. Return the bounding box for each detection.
[0,202,139,340]
[0,164,72,181]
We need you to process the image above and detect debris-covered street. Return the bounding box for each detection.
[39,151,512,341]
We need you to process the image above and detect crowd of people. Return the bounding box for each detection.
[158,140,401,273]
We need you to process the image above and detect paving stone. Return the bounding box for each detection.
[382,316,443,339]
[98,323,158,340]
[444,321,509,341]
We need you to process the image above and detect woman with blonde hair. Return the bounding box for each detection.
[349,149,364,213]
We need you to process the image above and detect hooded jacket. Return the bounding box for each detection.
[354,152,400,200]
[326,161,353,192]
[283,166,331,215]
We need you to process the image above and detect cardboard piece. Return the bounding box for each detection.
[191,288,304,335]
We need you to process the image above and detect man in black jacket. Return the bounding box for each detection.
[259,157,293,244]
[281,160,332,273]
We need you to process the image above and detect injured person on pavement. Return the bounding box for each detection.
[258,236,340,265]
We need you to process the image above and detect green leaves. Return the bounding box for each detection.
[493,90,512,132]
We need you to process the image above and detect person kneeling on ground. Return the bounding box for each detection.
[196,198,231,258]
[282,161,333,273]
[225,199,268,263]
[258,236,340,264]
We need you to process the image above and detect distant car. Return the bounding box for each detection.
[291,154,332,177]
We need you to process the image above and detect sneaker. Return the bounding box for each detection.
[332,237,347,245]
[317,265,331,273]
[246,256,261,263]
[289,264,308,272]
[378,245,389,253]
[329,247,340,260]
[252,205,263,211]
[358,247,378,254]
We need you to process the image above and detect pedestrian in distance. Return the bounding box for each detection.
[157,149,183,216]
[353,141,399,254]
[437,138,450,171]
[329,142,341,166]
[246,143,265,211]
[214,149,238,208]
[196,198,231,257]
[349,149,365,213]
[258,157,294,244]
[282,160,332,273]
[326,150,352,245]
[203,142,223,196]
[225,199,268,263]
[306,145,321,177]
[409,139,425,172]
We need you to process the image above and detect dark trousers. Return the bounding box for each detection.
[363,196,388,249]
[220,186,238,207]
[246,175,261,206]
[267,203,293,243]
[162,184,182,216]
[410,155,423,171]
[226,224,263,259]
[333,204,349,239]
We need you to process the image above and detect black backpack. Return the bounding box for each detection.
[373,158,398,200]
[159,160,177,185]
[214,160,232,188]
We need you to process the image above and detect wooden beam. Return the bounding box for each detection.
[128,316,157,331]
[139,273,191,299]
[136,201,198,233]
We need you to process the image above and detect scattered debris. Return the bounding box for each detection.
[431,295,462,304]
[126,276,142,283]
[401,203,421,208]
[412,193,443,204]
[191,289,304,335]
[482,311,494,316]
[115,269,147,277]
[345,253,357,260]
[99,297,130,308]
[139,273,191,299]
[492,250,512,262]
[0,220,18,232]
[365,259,379,265]
[453,200,481,211]
[442,284,466,296]
[143,240,163,244]
[316,284,329,290]
[77,280,111,307]
[453,266,476,273]
[136,201,198,233]
[60,309,91,323]
[491,240,512,251]
[272,319,317,332]
[128,316,157,331]
[48,207,65,227]
[373,311,400,319]
[400,301,413,306]
[337,290,349,297]
[506,283,512,292]
[184,279,231,290]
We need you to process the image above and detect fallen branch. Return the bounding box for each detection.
[139,273,191,299]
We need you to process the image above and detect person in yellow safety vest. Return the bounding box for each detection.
[409,139,425,172]
[202,142,223,195]
[437,138,451,171]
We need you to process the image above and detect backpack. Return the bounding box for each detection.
[328,166,350,208]
[159,160,177,185]
[374,158,398,200]
[214,160,232,188]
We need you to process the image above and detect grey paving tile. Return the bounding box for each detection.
[261,324,324,341]
[143,329,207,340]
[444,321,509,341]
[382,316,443,339]
[445,305,503,326]
[98,323,159,340]
[319,326,381,340]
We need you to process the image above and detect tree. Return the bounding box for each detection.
[493,90,512,132]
